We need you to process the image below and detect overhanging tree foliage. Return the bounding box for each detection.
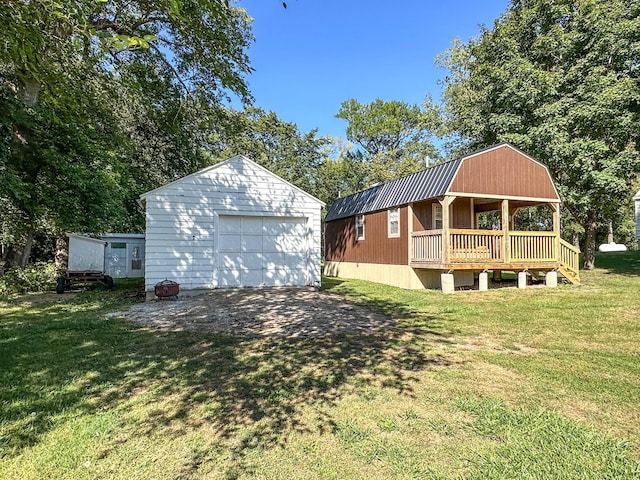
[0,0,254,268]
[439,0,640,269]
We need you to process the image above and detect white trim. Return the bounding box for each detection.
[447,191,560,204]
[139,154,325,206]
[213,211,219,288]
[432,204,443,229]
[356,214,365,241]
[387,207,400,238]
[67,234,106,245]
[99,233,145,239]
[633,190,640,200]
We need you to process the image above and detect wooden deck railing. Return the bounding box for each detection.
[449,229,504,262]
[509,231,557,262]
[411,229,562,265]
[559,238,580,278]
[411,229,443,262]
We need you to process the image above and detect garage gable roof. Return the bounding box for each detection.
[139,155,325,206]
[634,190,640,201]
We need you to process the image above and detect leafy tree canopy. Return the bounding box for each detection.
[209,107,329,195]
[335,97,441,185]
[0,0,254,268]
[438,0,640,268]
[1,0,253,101]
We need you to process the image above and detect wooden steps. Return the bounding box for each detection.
[559,266,580,285]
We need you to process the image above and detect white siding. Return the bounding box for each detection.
[142,156,323,292]
[102,234,145,279]
[68,235,105,272]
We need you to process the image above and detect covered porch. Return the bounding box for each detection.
[408,195,580,284]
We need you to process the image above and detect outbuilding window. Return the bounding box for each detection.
[433,204,443,229]
[388,208,400,238]
[356,215,365,240]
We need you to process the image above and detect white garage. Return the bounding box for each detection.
[139,155,324,296]
[217,215,309,287]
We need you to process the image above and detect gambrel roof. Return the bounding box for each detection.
[325,143,560,222]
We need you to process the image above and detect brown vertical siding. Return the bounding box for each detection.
[452,198,472,228]
[412,200,436,230]
[325,207,409,264]
[449,145,559,199]
[411,199,471,230]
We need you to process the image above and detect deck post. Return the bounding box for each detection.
[469,198,475,228]
[518,271,528,289]
[551,203,561,262]
[440,196,454,264]
[479,271,488,291]
[441,272,455,294]
[545,271,558,288]
[407,203,414,264]
[501,199,510,263]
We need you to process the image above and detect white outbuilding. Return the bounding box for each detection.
[139,155,324,296]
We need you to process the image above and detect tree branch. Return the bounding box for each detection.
[148,43,192,98]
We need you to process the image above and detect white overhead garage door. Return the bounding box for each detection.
[217,215,309,287]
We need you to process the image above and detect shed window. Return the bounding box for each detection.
[131,247,142,270]
[111,242,126,249]
[433,204,443,230]
[356,215,365,240]
[388,208,400,238]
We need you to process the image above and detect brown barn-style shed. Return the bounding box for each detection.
[324,143,580,291]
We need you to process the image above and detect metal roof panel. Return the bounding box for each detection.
[325,157,462,222]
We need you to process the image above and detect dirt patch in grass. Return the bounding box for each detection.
[108,287,396,337]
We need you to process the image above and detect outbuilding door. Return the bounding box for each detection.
[217,215,309,287]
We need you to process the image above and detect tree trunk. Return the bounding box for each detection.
[1,245,21,272]
[583,222,597,270]
[572,232,580,248]
[55,237,69,276]
[20,231,34,267]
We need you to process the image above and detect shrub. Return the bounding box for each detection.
[0,262,57,295]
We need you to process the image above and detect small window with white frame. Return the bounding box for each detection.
[433,203,443,229]
[356,214,365,240]
[388,207,400,238]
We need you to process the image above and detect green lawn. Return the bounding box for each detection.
[1,253,640,479]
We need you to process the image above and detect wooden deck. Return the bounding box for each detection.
[410,229,580,283]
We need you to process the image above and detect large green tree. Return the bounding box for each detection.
[439,0,640,269]
[312,139,369,213]
[0,0,254,267]
[209,107,329,195]
[335,97,441,185]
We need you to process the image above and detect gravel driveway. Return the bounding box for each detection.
[108,287,395,338]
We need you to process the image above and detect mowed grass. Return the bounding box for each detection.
[1,253,639,479]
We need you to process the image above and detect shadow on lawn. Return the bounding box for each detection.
[595,251,640,276]
[0,288,452,478]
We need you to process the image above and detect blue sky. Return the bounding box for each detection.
[236,0,510,141]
